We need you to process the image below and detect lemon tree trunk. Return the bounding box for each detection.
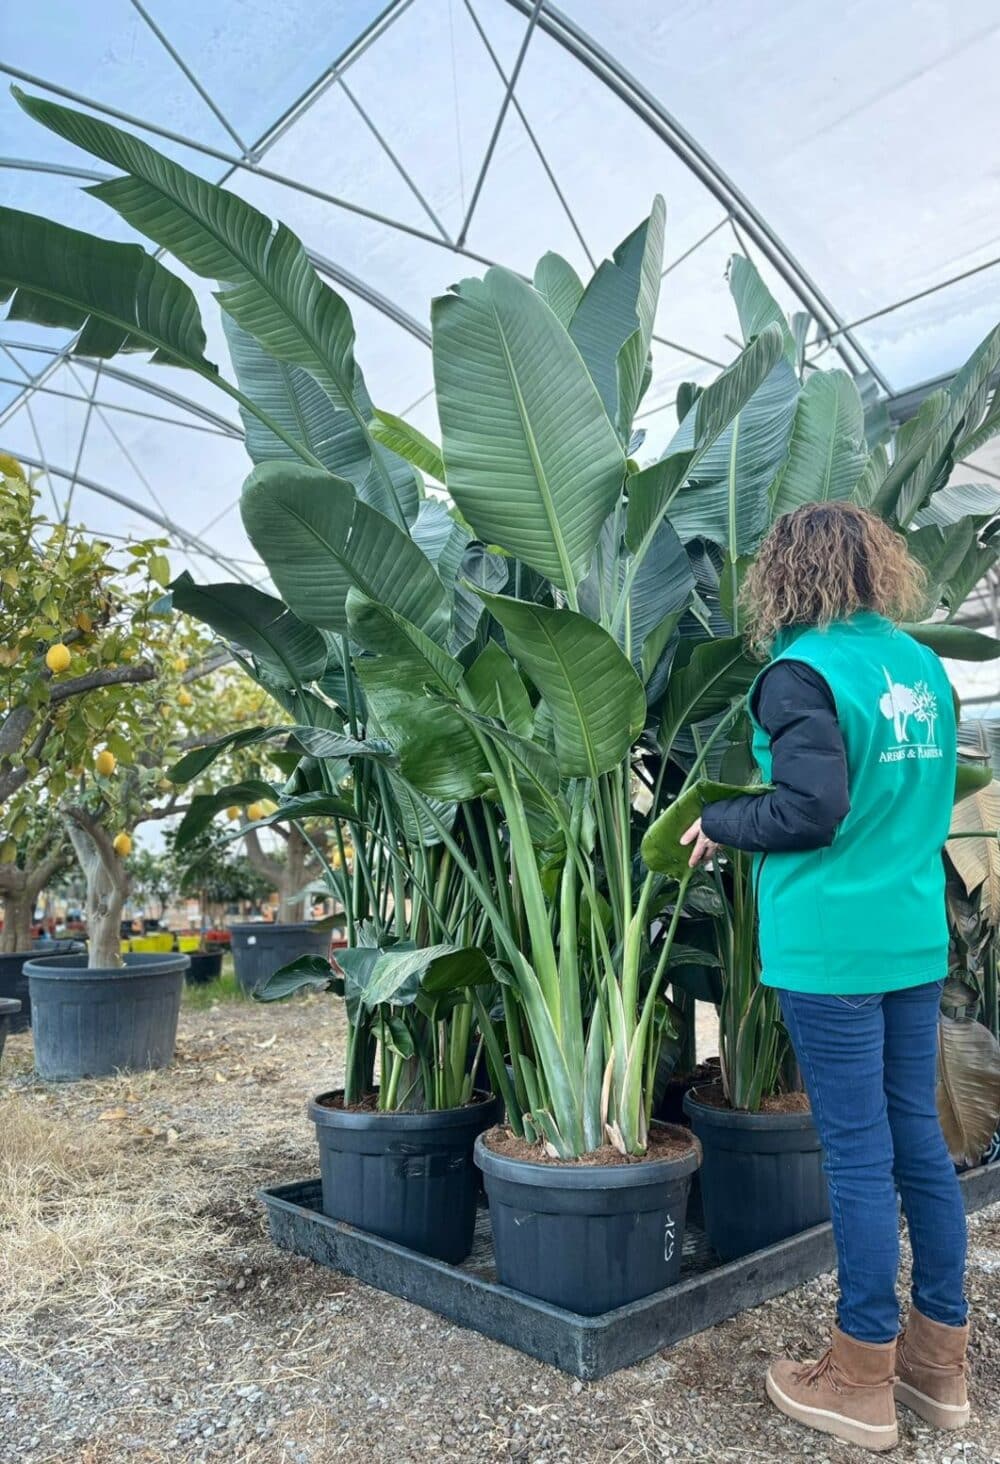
[62,806,129,969]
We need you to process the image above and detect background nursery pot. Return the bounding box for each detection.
[684,1087,829,1261]
[229,921,331,995]
[24,952,188,1081]
[310,1089,502,1264]
[184,950,223,986]
[0,941,84,1033]
[475,1127,701,1315]
[0,997,21,1065]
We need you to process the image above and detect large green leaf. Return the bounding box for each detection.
[625,325,788,554]
[369,408,445,484]
[168,723,394,784]
[256,954,338,1003]
[175,779,279,846]
[16,87,412,527]
[578,515,694,667]
[240,461,447,638]
[568,198,665,438]
[477,593,645,778]
[432,266,625,591]
[170,572,328,688]
[913,482,1000,529]
[462,641,534,738]
[642,779,768,879]
[533,252,584,328]
[0,204,213,373]
[409,499,471,590]
[770,370,867,515]
[223,317,420,523]
[904,623,1000,662]
[936,1014,1000,1167]
[955,386,1000,459]
[728,255,797,362]
[337,944,492,1012]
[659,636,759,753]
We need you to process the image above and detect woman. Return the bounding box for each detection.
[682,502,969,1454]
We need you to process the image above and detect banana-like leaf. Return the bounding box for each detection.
[477,592,646,778]
[947,781,1000,924]
[463,640,534,738]
[169,723,395,785]
[337,943,492,1013]
[955,387,1000,459]
[770,370,866,515]
[533,251,584,327]
[954,762,994,804]
[936,1014,1000,1166]
[0,204,213,372]
[256,954,339,1003]
[904,622,1000,662]
[660,636,759,753]
[240,461,448,639]
[578,515,694,667]
[433,266,625,590]
[223,317,420,522]
[914,481,1000,530]
[15,87,412,528]
[175,779,279,846]
[569,197,665,438]
[642,779,767,879]
[169,572,328,688]
[450,542,509,652]
[728,254,797,362]
[410,499,470,589]
[626,325,786,553]
[369,408,446,484]
[853,441,889,507]
[908,520,980,613]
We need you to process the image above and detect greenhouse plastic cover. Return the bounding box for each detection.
[1,0,999,598]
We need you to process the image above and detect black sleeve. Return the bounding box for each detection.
[700,660,850,853]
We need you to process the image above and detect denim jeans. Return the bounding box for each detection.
[778,981,968,1344]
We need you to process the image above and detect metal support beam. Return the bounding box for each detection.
[127,0,250,156]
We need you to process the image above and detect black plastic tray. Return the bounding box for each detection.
[260,1161,1000,1380]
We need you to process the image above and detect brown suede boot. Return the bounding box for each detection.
[895,1307,970,1429]
[765,1325,898,1452]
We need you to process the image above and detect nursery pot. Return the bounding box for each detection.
[229,921,331,995]
[24,952,188,1081]
[184,950,223,986]
[0,997,21,1065]
[475,1125,701,1315]
[310,1089,502,1264]
[0,941,84,1033]
[684,1086,830,1261]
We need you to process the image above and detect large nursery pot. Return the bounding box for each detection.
[684,1085,830,1261]
[0,940,84,1034]
[0,998,21,1065]
[475,1124,702,1315]
[24,952,188,1081]
[229,921,331,995]
[310,1088,503,1264]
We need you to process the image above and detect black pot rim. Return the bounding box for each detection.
[0,997,21,1017]
[683,1084,816,1131]
[24,952,190,981]
[474,1124,701,1190]
[310,1087,501,1132]
[229,921,329,935]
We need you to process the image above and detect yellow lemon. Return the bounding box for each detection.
[173,656,188,673]
[113,832,132,858]
[45,642,72,674]
[225,806,241,821]
[75,611,93,633]
[178,688,193,707]
[0,838,17,863]
[246,802,265,821]
[95,749,117,777]
[259,799,278,816]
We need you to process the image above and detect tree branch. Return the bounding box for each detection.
[49,662,155,705]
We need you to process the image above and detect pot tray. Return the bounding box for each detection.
[260,1162,1000,1380]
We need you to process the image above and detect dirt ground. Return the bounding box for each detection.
[2,987,998,1464]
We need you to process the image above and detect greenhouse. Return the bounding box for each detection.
[1,2,999,1460]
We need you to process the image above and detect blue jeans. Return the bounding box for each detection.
[779,981,967,1344]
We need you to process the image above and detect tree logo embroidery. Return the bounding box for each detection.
[878,668,941,762]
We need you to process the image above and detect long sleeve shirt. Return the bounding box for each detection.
[700,660,851,852]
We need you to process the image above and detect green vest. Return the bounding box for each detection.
[751,611,955,995]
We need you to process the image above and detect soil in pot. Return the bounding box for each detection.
[310,1088,502,1264]
[24,952,188,1081]
[684,1081,830,1262]
[475,1123,701,1314]
[229,922,332,995]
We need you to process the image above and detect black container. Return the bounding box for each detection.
[25,952,188,1081]
[310,1089,502,1264]
[229,921,331,995]
[0,942,83,1033]
[684,1086,830,1261]
[184,950,223,986]
[475,1126,701,1315]
[0,997,21,1065]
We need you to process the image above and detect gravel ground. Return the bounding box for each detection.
[1,988,998,1464]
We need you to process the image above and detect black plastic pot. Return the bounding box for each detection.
[475,1126,701,1315]
[184,950,223,986]
[229,922,331,995]
[24,952,188,1081]
[0,997,20,1065]
[684,1087,830,1261]
[310,1089,502,1263]
[0,942,84,1033]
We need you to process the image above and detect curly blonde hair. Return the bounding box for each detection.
[740,502,926,657]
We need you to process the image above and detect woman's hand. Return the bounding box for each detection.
[680,817,719,869]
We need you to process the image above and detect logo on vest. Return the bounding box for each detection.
[878,668,941,762]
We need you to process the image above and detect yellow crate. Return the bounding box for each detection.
[177,935,200,953]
